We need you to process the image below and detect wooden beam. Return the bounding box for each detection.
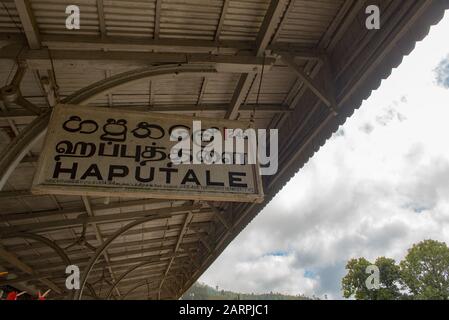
[154,0,162,39]
[225,73,254,120]
[0,204,204,234]
[0,104,291,121]
[270,47,323,61]
[0,270,65,287]
[208,202,230,230]
[0,189,31,198]
[225,0,286,120]
[0,198,172,223]
[255,0,287,56]
[200,237,212,252]
[215,0,229,42]
[281,53,336,113]
[96,0,107,38]
[2,33,252,54]
[0,110,33,129]
[13,0,40,49]
[271,0,295,43]
[322,55,338,115]
[196,77,208,106]
[0,244,61,293]
[0,47,275,71]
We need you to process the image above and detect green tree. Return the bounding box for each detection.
[400,239,449,300]
[342,239,449,300]
[342,257,401,299]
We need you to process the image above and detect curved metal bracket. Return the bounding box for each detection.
[0,232,71,295]
[105,259,162,300]
[63,64,217,105]
[1,232,72,266]
[121,279,156,300]
[74,209,193,300]
[0,64,217,191]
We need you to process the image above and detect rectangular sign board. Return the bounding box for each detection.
[32,104,264,203]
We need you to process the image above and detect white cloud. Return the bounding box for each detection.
[200,11,449,299]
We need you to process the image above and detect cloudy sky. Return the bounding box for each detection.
[199,11,449,299]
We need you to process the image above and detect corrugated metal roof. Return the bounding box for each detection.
[1,0,448,300]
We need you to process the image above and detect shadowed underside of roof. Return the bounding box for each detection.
[0,0,448,300]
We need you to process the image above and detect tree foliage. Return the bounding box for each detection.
[342,240,449,300]
[400,240,449,299]
[342,257,401,300]
[181,282,312,300]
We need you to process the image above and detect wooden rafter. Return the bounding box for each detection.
[0,244,61,293]
[159,211,192,295]
[13,0,40,49]
[214,0,229,42]
[225,73,255,120]
[0,104,292,121]
[154,0,162,40]
[82,196,121,297]
[196,76,208,106]
[281,53,337,114]
[0,204,203,234]
[0,46,275,72]
[96,0,107,38]
[255,0,286,57]
[225,0,286,120]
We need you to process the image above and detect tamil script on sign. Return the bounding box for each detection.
[32,104,264,203]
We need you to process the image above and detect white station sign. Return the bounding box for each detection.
[32,104,264,203]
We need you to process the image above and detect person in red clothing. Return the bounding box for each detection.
[5,291,26,300]
[1,290,50,300]
[0,271,50,300]
[37,290,51,300]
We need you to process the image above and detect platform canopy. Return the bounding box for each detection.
[0,0,447,300]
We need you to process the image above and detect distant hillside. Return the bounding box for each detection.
[181,282,314,300]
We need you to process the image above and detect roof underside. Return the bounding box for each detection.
[0,0,447,299]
